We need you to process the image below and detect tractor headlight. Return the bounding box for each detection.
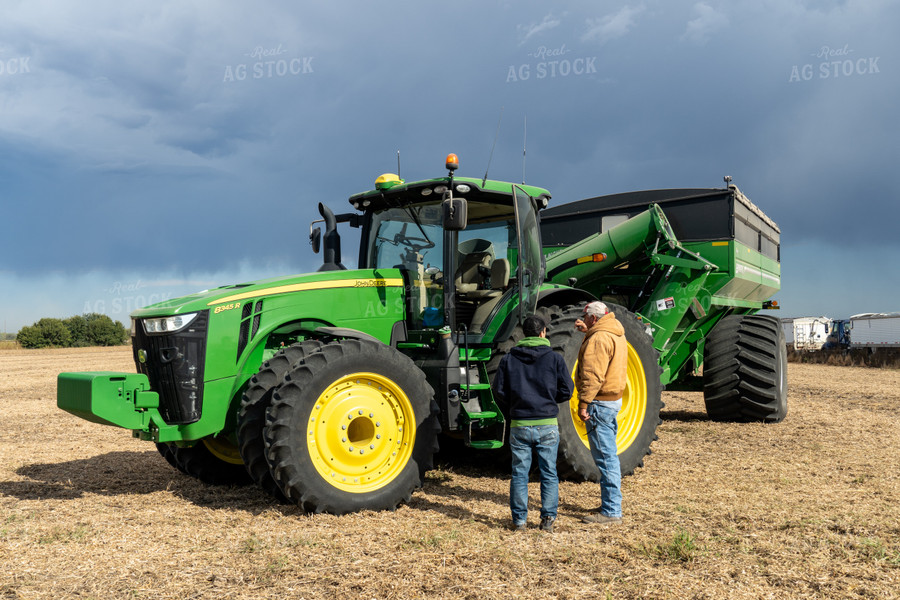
[142,312,199,334]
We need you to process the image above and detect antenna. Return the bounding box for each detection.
[397,150,401,179]
[522,114,527,184]
[482,107,504,187]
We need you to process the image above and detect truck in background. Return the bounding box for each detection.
[791,316,833,351]
[782,318,794,348]
[849,313,900,349]
[823,319,851,350]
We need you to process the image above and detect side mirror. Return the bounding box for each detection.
[442,197,468,231]
[310,227,321,254]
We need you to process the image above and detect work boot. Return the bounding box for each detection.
[581,513,622,525]
[512,522,527,532]
[539,516,555,533]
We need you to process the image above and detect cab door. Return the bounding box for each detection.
[513,185,545,324]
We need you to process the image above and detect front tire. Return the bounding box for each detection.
[703,314,788,422]
[238,340,324,501]
[548,303,663,479]
[264,339,439,514]
[155,442,181,472]
[157,436,252,486]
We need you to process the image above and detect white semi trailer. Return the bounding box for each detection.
[849,313,900,349]
[782,318,794,346]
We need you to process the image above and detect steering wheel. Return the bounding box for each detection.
[394,233,435,253]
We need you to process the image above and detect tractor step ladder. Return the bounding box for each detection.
[459,355,506,449]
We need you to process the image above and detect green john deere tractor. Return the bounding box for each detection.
[58,155,785,514]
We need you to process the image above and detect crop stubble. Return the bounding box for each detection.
[0,347,898,599]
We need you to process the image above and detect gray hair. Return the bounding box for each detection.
[583,301,610,319]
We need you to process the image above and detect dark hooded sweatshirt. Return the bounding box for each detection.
[492,337,575,422]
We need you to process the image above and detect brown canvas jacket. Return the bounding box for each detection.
[575,312,628,405]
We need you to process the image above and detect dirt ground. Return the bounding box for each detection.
[1,347,898,599]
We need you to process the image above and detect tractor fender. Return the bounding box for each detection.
[537,287,596,310]
[229,320,400,419]
[314,326,385,345]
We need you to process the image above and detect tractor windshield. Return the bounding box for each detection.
[367,198,538,332]
[368,203,444,271]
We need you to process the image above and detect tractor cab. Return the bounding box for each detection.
[305,155,553,447]
[348,155,551,341]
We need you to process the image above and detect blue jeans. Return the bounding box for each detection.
[586,400,622,517]
[509,424,560,525]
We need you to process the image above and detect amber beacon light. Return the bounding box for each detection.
[445,153,459,171]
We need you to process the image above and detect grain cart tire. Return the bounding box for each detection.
[703,314,788,422]
[548,303,663,480]
[264,339,439,514]
[159,437,253,486]
[238,340,325,502]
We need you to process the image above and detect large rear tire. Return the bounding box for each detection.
[264,339,439,514]
[703,314,788,422]
[548,303,663,480]
[485,305,566,373]
[238,340,324,501]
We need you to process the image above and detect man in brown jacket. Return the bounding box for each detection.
[574,301,627,524]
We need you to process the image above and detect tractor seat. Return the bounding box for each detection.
[468,258,512,333]
[455,239,494,293]
[467,258,510,300]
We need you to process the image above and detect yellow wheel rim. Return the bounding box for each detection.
[202,436,244,465]
[568,342,648,455]
[306,372,416,493]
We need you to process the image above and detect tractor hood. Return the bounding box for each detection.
[130,268,405,319]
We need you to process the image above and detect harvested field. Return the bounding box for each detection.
[1,347,898,599]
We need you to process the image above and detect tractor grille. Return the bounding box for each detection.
[133,311,209,425]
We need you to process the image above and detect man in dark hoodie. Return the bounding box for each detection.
[493,314,574,532]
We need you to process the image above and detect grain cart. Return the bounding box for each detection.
[58,156,785,514]
[542,186,786,423]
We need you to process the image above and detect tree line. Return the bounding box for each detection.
[16,314,129,348]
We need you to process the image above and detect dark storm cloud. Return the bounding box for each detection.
[0,0,898,283]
